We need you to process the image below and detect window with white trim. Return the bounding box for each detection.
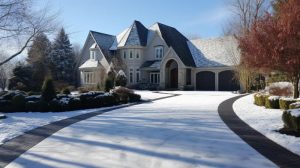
[83,71,95,84]
[155,46,163,59]
[150,73,160,84]
[129,68,133,83]
[90,50,96,60]
[136,69,140,83]
[129,50,133,59]
[136,50,140,59]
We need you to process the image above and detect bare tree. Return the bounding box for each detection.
[0,0,57,66]
[224,0,270,92]
[0,51,13,90]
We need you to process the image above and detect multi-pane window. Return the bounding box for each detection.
[155,46,163,59]
[129,69,133,83]
[90,50,96,60]
[150,73,160,84]
[83,72,95,84]
[136,69,140,83]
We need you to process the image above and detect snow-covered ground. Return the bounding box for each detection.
[233,94,300,156]
[0,91,170,145]
[6,92,277,168]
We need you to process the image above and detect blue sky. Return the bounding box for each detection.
[38,0,232,46]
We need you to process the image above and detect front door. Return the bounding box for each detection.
[170,68,178,88]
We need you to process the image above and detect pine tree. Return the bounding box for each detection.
[48,28,75,84]
[27,33,51,91]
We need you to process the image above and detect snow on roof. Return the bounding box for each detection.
[79,59,100,69]
[90,43,97,49]
[110,28,129,50]
[189,36,240,67]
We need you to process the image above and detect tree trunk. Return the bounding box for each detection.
[293,79,299,99]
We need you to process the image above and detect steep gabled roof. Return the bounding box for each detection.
[90,31,115,62]
[118,20,148,47]
[155,23,196,67]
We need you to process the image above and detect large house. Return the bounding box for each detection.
[79,20,240,91]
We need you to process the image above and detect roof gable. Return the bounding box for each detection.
[156,23,196,67]
[123,20,148,47]
[90,31,115,62]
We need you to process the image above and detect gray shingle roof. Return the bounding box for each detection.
[118,20,148,47]
[156,23,196,67]
[140,60,161,70]
[90,31,115,62]
[190,36,240,67]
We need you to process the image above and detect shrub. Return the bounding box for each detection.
[68,98,82,110]
[0,100,13,112]
[61,88,71,95]
[265,96,280,109]
[26,100,49,112]
[105,78,114,92]
[279,97,297,110]
[27,91,41,96]
[12,95,26,111]
[254,93,268,106]
[289,102,300,109]
[128,93,141,102]
[282,110,300,133]
[265,82,293,97]
[41,78,56,102]
[49,99,63,112]
[110,86,133,103]
[115,74,127,87]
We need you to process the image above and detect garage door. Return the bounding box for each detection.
[196,71,215,91]
[218,70,240,91]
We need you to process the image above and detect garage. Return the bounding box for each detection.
[218,70,240,91]
[196,71,215,91]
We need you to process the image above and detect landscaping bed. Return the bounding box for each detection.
[233,94,300,156]
[0,87,141,113]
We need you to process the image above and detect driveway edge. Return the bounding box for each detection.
[218,95,300,168]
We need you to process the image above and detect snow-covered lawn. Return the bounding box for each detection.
[0,91,169,145]
[6,92,276,168]
[233,94,300,156]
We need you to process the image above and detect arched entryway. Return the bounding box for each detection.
[218,70,240,91]
[165,59,178,89]
[196,71,215,91]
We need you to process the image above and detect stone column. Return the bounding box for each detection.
[215,71,219,91]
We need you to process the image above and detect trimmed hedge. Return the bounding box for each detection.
[279,98,297,110]
[254,93,268,106]
[282,110,300,133]
[1,89,141,113]
[289,102,300,109]
[265,96,280,109]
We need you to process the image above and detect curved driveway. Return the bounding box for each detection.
[6,92,276,168]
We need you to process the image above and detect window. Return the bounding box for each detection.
[150,73,160,84]
[129,69,133,83]
[83,72,95,84]
[123,50,127,59]
[90,50,96,60]
[136,69,140,83]
[136,50,140,59]
[129,50,133,59]
[186,69,191,85]
[155,46,163,59]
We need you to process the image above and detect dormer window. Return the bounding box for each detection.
[155,46,163,59]
[90,50,96,60]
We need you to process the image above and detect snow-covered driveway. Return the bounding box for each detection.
[6,92,276,168]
